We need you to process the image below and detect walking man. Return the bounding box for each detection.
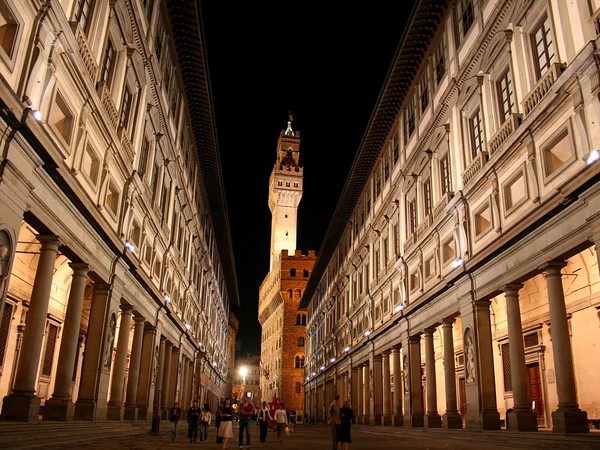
[238,394,254,449]
[327,394,341,450]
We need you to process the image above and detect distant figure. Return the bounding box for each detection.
[169,401,182,442]
[215,401,223,443]
[218,397,234,449]
[274,402,288,442]
[327,394,341,450]
[186,400,201,443]
[339,400,354,450]
[199,403,212,443]
[258,400,273,442]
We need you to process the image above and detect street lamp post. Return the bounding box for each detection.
[239,367,248,400]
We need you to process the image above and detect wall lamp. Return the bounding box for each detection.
[451,258,465,269]
[586,149,599,165]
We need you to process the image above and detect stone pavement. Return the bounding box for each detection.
[1,421,599,450]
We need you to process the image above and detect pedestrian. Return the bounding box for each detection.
[218,397,234,449]
[169,401,182,443]
[199,403,212,443]
[327,394,341,450]
[257,400,273,442]
[339,400,354,450]
[186,400,201,443]
[215,401,223,444]
[238,394,254,448]
[274,402,288,443]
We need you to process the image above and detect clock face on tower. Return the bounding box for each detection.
[279,149,298,171]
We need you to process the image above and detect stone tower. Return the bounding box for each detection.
[267,114,303,269]
[259,115,315,415]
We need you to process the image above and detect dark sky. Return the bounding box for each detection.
[199,3,416,355]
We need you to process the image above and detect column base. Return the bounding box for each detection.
[107,403,124,420]
[480,410,501,430]
[425,412,442,428]
[443,412,463,429]
[507,409,538,431]
[136,405,149,420]
[74,398,96,421]
[552,408,589,433]
[372,414,383,425]
[43,397,74,421]
[123,404,138,421]
[1,394,40,422]
[406,413,424,428]
[393,414,404,427]
[382,414,393,425]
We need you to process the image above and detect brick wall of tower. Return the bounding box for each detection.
[278,249,316,414]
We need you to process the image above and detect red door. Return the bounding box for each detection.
[528,364,545,427]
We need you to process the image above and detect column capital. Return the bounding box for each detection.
[37,234,61,248]
[120,304,134,314]
[441,317,455,326]
[423,327,436,336]
[541,260,567,274]
[69,262,90,275]
[503,283,523,294]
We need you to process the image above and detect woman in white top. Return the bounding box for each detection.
[199,403,212,444]
[274,403,288,443]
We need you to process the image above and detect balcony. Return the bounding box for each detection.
[463,151,488,185]
[522,63,565,118]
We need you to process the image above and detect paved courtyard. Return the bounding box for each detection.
[8,422,598,450]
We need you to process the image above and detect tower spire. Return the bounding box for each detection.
[285,111,294,135]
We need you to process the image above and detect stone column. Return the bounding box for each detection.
[161,342,173,417]
[504,283,538,431]
[151,336,166,433]
[441,319,461,428]
[382,351,392,425]
[543,261,589,433]
[44,263,90,421]
[424,328,441,428]
[124,315,145,420]
[356,364,363,421]
[372,354,383,425]
[391,346,403,426]
[136,324,156,420]
[107,305,133,419]
[74,283,112,421]
[473,300,500,430]
[362,364,369,424]
[406,335,424,427]
[351,365,359,421]
[1,235,60,422]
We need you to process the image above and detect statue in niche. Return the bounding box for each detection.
[103,313,116,368]
[464,332,475,383]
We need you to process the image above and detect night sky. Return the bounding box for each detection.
[199,2,416,355]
